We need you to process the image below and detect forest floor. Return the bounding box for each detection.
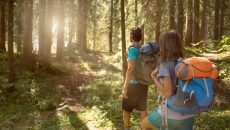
[0,49,230,130]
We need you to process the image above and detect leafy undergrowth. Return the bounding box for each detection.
[1,47,230,130]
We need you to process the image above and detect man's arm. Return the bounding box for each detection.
[122,60,136,99]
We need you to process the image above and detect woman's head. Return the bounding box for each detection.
[159,30,185,61]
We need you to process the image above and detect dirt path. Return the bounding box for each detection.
[200,53,219,61]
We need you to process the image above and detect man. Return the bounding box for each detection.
[122,27,148,130]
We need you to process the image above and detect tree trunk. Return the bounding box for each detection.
[8,0,15,82]
[200,0,207,41]
[68,17,74,48]
[185,0,193,45]
[56,0,65,61]
[23,0,35,70]
[109,0,113,53]
[169,0,176,30]
[121,0,127,79]
[219,0,225,39]
[44,0,53,67]
[155,0,164,43]
[0,0,6,51]
[192,0,200,43]
[38,0,46,67]
[214,0,219,40]
[141,24,144,44]
[176,0,184,41]
[67,0,75,49]
[15,0,23,53]
[135,0,139,26]
[77,0,88,52]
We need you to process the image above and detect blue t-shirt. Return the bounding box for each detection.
[128,46,140,84]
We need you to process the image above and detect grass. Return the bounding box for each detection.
[0,45,230,129]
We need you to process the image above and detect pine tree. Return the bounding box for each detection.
[0,0,6,51]
[8,0,15,82]
[23,0,35,70]
[56,0,65,61]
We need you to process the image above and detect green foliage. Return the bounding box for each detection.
[194,110,230,130]
[185,47,202,57]
[220,36,230,51]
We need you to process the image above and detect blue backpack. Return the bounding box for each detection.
[168,58,217,114]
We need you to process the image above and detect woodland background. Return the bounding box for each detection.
[0,0,230,129]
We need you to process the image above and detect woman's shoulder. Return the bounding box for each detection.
[160,60,177,68]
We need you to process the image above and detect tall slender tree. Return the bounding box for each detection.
[8,0,15,82]
[200,0,207,41]
[77,0,88,52]
[38,0,46,67]
[44,0,53,67]
[193,0,200,43]
[109,0,113,53]
[135,0,139,26]
[92,0,97,50]
[214,0,219,40]
[155,0,164,43]
[219,0,225,39]
[185,0,193,45]
[121,0,127,78]
[67,0,75,49]
[23,0,34,70]
[0,0,6,51]
[169,0,176,30]
[15,0,24,53]
[56,0,65,61]
[176,0,184,41]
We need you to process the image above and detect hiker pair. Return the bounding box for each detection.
[132,42,218,114]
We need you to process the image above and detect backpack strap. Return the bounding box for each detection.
[161,98,169,130]
[203,78,210,97]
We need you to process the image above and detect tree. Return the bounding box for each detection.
[109,0,113,53]
[44,0,53,67]
[185,0,193,45]
[169,0,176,30]
[155,0,164,43]
[15,0,24,53]
[67,0,75,49]
[23,0,35,70]
[92,0,97,50]
[8,0,15,82]
[135,0,139,26]
[0,0,6,51]
[38,0,46,67]
[200,0,207,41]
[193,0,200,43]
[77,0,88,52]
[214,0,219,40]
[56,0,65,61]
[121,0,127,78]
[219,0,225,39]
[176,0,184,41]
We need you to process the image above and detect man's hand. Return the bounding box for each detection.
[122,88,128,99]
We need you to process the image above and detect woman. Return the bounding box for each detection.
[141,30,194,130]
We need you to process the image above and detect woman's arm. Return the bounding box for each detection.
[151,69,173,98]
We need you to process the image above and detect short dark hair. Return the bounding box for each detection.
[130,27,142,42]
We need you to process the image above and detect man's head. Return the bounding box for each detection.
[130,27,142,43]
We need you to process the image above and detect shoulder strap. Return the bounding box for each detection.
[128,43,140,50]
